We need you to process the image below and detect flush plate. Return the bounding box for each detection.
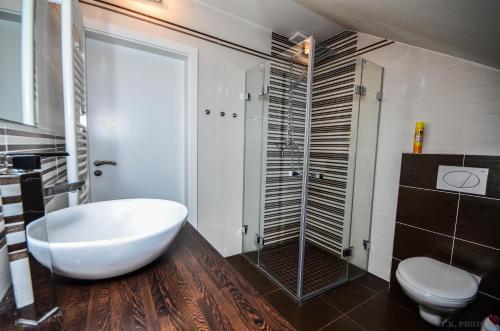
[436,166,489,195]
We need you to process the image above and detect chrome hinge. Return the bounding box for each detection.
[255,234,265,246]
[259,85,270,96]
[342,246,354,257]
[354,85,366,96]
[363,240,371,250]
[241,225,248,235]
[244,92,251,101]
[309,172,324,179]
[376,91,383,101]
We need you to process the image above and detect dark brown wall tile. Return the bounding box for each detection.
[400,154,463,189]
[456,195,500,249]
[464,155,500,199]
[392,223,452,263]
[451,239,500,299]
[445,292,500,330]
[396,186,458,235]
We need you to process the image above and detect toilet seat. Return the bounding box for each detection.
[396,270,474,308]
[397,257,479,302]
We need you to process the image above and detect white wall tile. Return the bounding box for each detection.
[81,1,268,258]
[10,258,34,308]
[368,212,396,280]
[358,32,500,281]
[0,245,11,302]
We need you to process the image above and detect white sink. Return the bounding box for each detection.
[26,198,187,280]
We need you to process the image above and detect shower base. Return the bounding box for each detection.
[257,240,349,297]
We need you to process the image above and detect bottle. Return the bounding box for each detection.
[481,315,500,331]
[413,122,425,153]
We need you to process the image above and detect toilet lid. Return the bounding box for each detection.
[397,257,479,301]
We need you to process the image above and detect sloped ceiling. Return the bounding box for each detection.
[295,0,500,69]
[195,0,345,41]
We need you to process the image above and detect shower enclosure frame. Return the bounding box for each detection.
[296,36,315,299]
[241,34,384,302]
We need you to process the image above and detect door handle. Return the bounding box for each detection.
[93,160,117,167]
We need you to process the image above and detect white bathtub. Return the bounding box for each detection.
[26,199,187,280]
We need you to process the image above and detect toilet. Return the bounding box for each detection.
[396,257,480,327]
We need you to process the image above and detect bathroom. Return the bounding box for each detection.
[0,0,499,330]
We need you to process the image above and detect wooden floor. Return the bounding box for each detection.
[3,224,294,330]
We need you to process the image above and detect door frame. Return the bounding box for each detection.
[83,19,199,228]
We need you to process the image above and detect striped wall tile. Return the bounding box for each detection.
[262,31,392,254]
[304,32,358,255]
[262,33,308,246]
[0,175,34,309]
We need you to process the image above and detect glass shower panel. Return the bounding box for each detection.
[241,35,313,297]
[242,37,384,302]
[347,59,383,278]
[242,62,267,264]
[258,37,312,297]
[301,44,352,298]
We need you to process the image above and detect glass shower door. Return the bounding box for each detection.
[346,59,384,278]
[241,37,384,302]
[242,62,267,264]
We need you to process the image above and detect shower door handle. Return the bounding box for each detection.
[93,160,117,167]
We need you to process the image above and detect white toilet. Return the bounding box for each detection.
[396,257,480,327]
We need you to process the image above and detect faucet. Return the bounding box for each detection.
[2,152,85,196]
[43,180,85,197]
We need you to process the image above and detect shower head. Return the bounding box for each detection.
[288,31,309,44]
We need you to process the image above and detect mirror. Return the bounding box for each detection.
[0,7,25,124]
[0,0,65,130]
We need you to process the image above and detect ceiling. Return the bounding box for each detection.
[296,0,500,69]
[194,0,345,41]
[197,0,500,69]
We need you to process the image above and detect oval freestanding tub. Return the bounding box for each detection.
[26,199,187,280]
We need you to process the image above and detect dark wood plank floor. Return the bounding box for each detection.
[3,224,294,330]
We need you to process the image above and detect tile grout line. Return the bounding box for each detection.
[479,291,500,302]
[345,314,368,331]
[353,279,382,295]
[449,192,461,266]
[375,291,420,318]
[454,237,500,251]
[399,184,500,202]
[450,154,465,266]
[318,291,379,330]
[396,221,453,239]
[396,221,500,252]
[399,184,459,195]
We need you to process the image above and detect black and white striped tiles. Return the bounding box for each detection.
[305,31,359,255]
[262,33,308,245]
[0,123,67,307]
[262,31,393,255]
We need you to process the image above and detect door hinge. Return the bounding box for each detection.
[342,246,354,257]
[376,91,383,101]
[241,225,248,235]
[255,234,265,246]
[363,240,371,250]
[354,85,366,96]
[244,92,251,101]
[259,85,270,96]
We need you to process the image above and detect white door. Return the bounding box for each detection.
[86,36,186,203]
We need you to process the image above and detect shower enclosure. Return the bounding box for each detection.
[242,33,384,301]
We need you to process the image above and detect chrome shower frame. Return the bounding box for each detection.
[296,36,315,299]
